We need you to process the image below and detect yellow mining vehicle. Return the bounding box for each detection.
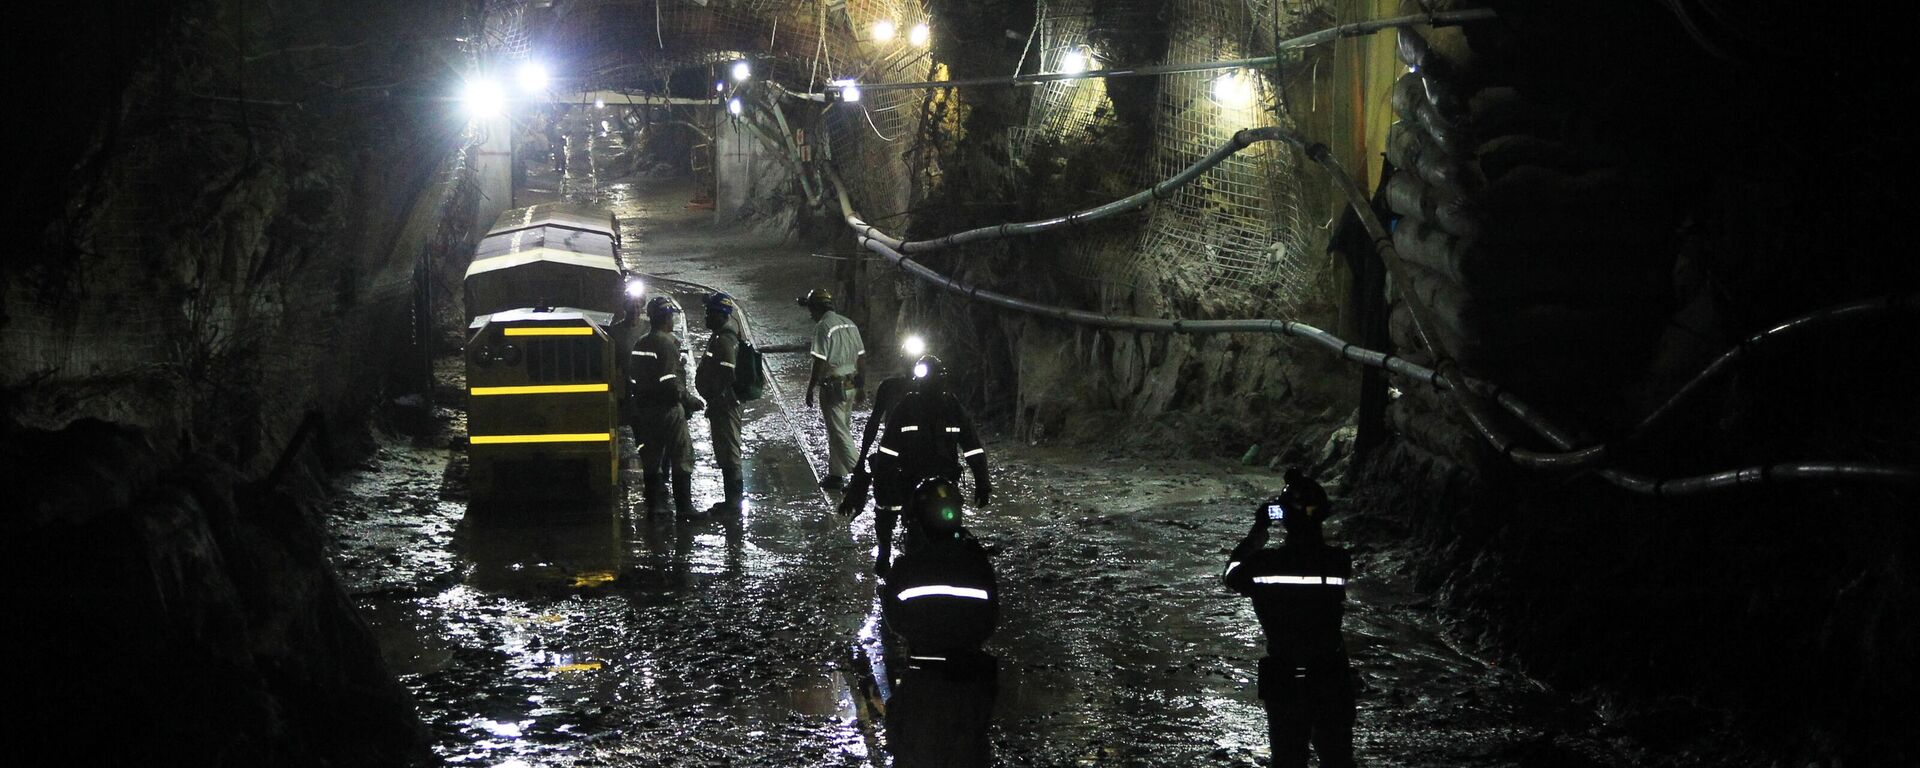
[463,203,642,502]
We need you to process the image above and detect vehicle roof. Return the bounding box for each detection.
[487,203,618,238]
[475,225,617,260]
[464,247,622,279]
[467,307,616,330]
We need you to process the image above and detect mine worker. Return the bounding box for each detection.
[867,356,992,521]
[882,479,999,767]
[798,288,866,491]
[882,478,998,655]
[695,291,748,515]
[838,336,929,574]
[629,296,702,517]
[843,354,990,573]
[1223,468,1356,768]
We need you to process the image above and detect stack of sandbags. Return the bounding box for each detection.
[1383,24,1683,446]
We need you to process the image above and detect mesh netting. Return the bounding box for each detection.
[1022,0,1325,319]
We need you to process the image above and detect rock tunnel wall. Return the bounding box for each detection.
[811,0,1919,762]
[4,0,473,762]
[1357,5,1920,763]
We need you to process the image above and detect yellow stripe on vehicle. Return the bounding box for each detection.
[503,326,595,336]
[470,432,613,445]
[469,384,610,396]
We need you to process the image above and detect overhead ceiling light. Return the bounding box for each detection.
[515,61,549,94]
[460,77,507,118]
[715,81,725,92]
[831,78,861,103]
[625,279,647,298]
[594,97,605,109]
[727,97,743,116]
[731,60,751,82]
[871,19,896,42]
[908,23,930,47]
[1211,69,1257,108]
[1060,48,1088,75]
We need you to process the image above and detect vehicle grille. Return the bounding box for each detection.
[526,337,604,382]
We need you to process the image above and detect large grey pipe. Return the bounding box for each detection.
[1620,294,1915,445]
[848,127,1290,253]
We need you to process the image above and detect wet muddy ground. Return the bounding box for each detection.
[326,114,1678,766]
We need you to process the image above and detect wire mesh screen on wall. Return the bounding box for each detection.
[1022,0,1325,320]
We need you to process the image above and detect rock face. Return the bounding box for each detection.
[1364,4,1920,763]
[4,1,467,762]
[3,420,426,765]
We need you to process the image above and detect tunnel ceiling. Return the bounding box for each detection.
[515,0,940,96]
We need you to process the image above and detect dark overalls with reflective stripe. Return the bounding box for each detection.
[883,531,998,656]
[865,388,988,551]
[882,531,999,767]
[695,324,743,471]
[1225,540,1356,768]
[629,329,694,476]
[846,376,912,555]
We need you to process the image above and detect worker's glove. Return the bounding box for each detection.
[683,394,706,414]
[973,477,992,508]
[836,495,863,519]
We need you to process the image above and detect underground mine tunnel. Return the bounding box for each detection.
[4,1,1916,766]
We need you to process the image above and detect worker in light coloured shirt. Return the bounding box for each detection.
[798,288,865,491]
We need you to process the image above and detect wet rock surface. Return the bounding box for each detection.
[7,419,428,766]
[322,120,1717,766]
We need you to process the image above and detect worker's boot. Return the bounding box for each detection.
[706,468,744,516]
[642,470,668,516]
[671,472,695,519]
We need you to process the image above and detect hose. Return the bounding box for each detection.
[1618,294,1915,446]
[847,127,1288,254]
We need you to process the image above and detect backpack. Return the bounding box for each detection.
[733,337,767,401]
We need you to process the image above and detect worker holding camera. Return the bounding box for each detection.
[1223,467,1357,768]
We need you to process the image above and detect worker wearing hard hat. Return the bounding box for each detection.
[798,288,866,491]
[629,296,701,517]
[1223,468,1357,768]
[840,335,952,575]
[696,291,749,515]
[849,353,992,573]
